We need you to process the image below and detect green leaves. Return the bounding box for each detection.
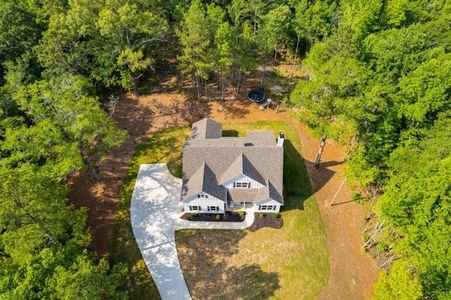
[291,3,450,297]
[258,5,292,57]
[376,115,451,298]
[294,0,338,44]
[50,255,127,300]
[374,261,423,300]
[36,0,167,93]
[396,52,451,125]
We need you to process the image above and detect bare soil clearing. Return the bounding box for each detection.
[70,69,379,298]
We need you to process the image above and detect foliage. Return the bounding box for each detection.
[291,1,450,297]
[294,0,338,45]
[376,115,450,298]
[258,5,292,59]
[36,0,167,93]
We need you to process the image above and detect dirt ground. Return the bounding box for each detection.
[70,70,379,299]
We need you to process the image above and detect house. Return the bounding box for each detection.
[181,118,284,214]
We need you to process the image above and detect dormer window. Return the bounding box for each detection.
[197,194,208,199]
[233,182,251,188]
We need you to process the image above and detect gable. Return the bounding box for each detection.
[222,174,265,189]
[255,198,281,206]
[220,153,266,186]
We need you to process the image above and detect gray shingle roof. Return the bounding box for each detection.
[181,118,284,205]
[181,162,226,201]
[220,153,266,185]
[226,180,283,204]
[192,118,222,139]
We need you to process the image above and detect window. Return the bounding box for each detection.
[259,205,276,211]
[233,182,251,188]
[189,206,201,211]
[207,206,219,212]
[197,194,208,199]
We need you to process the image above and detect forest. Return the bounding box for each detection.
[0,0,449,299]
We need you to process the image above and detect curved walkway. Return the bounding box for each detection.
[130,164,254,300]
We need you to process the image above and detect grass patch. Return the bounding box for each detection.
[176,120,329,299]
[109,127,189,299]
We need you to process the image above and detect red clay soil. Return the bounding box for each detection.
[69,76,201,257]
[290,122,379,300]
[70,74,379,298]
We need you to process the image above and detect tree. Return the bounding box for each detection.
[97,1,168,95]
[1,119,82,180]
[291,53,367,167]
[0,166,126,298]
[12,76,127,180]
[50,255,127,300]
[176,0,211,99]
[232,21,256,97]
[374,261,423,300]
[375,115,450,298]
[35,1,100,81]
[214,21,234,100]
[37,0,168,95]
[293,0,338,56]
[0,0,43,63]
[258,5,292,60]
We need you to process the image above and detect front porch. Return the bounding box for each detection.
[226,201,254,211]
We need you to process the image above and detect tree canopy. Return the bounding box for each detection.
[0,0,449,298]
[290,0,450,298]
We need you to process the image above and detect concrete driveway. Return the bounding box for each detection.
[131,164,254,300]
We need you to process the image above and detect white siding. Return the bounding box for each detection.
[253,198,281,213]
[223,174,264,189]
[183,192,225,213]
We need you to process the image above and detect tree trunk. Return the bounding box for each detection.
[132,77,139,97]
[274,42,277,60]
[82,155,100,182]
[221,74,225,100]
[314,137,327,169]
[195,75,201,100]
[235,70,241,98]
[203,77,208,98]
[294,34,300,60]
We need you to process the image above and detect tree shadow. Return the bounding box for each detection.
[176,229,280,300]
[215,99,250,119]
[303,160,342,194]
[281,140,343,211]
[282,140,312,211]
[221,129,239,137]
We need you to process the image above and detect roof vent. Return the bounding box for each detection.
[244,143,254,147]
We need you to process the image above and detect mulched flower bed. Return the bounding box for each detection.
[181,212,246,222]
[248,213,283,231]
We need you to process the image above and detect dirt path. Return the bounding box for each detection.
[70,75,379,298]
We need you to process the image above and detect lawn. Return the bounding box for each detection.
[110,120,329,299]
[109,127,189,299]
[176,120,329,299]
